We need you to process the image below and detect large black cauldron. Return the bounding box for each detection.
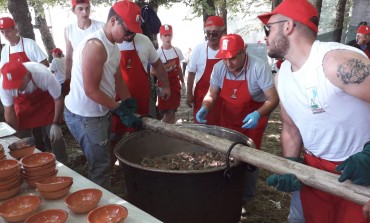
[115,124,255,223]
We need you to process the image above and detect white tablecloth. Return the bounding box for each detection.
[0,135,162,223]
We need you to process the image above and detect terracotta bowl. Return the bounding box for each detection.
[0,195,41,222]
[8,137,35,151]
[0,171,21,186]
[23,160,56,172]
[87,204,128,223]
[23,162,56,177]
[25,209,68,223]
[39,182,73,200]
[21,152,55,168]
[9,145,36,160]
[0,175,22,190]
[64,188,103,214]
[0,159,20,179]
[35,176,73,192]
[0,185,21,200]
[25,170,58,188]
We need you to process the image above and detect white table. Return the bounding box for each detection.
[0,135,163,223]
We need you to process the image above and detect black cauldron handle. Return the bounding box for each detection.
[223,141,257,181]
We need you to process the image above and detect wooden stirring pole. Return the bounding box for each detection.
[140,116,370,206]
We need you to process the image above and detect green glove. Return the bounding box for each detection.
[266,157,304,192]
[336,142,370,186]
[124,98,138,113]
[112,102,143,128]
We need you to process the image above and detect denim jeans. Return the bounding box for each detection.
[18,126,68,163]
[64,107,112,190]
[243,167,260,204]
[288,191,305,223]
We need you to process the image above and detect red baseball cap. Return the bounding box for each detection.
[357,25,370,35]
[50,48,63,54]
[1,61,28,90]
[159,24,172,35]
[215,34,245,59]
[0,17,16,30]
[257,0,319,33]
[71,0,90,7]
[205,16,225,27]
[112,0,143,34]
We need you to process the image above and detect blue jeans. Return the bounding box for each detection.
[64,107,112,190]
[243,168,260,204]
[288,191,305,223]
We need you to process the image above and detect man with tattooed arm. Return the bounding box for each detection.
[258,0,370,222]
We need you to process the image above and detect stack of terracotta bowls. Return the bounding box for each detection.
[8,137,36,160]
[20,152,57,188]
[0,159,22,200]
[0,144,6,160]
[35,176,73,200]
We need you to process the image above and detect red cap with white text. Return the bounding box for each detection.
[0,17,16,30]
[205,16,225,27]
[215,34,245,59]
[112,0,143,34]
[1,61,28,90]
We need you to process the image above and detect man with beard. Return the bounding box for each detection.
[64,0,104,95]
[196,33,279,213]
[258,0,370,222]
[186,16,226,125]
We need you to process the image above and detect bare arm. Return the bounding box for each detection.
[280,104,303,157]
[115,69,132,101]
[53,96,64,124]
[201,85,220,111]
[82,39,119,110]
[256,86,279,117]
[64,29,73,80]
[186,72,195,107]
[152,58,170,100]
[4,105,19,130]
[323,49,370,103]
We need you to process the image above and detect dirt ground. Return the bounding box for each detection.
[63,97,291,223]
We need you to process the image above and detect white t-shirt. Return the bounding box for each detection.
[156,46,184,64]
[187,41,219,83]
[278,40,370,161]
[117,34,159,72]
[0,62,61,106]
[0,37,47,68]
[50,57,66,84]
[65,19,104,49]
[210,54,274,102]
[65,29,120,117]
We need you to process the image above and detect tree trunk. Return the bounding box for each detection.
[332,0,347,42]
[7,0,35,40]
[219,0,227,32]
[202,0,216,24]
[271,0,283,10]
[313,0,323,20]
[33,4,56,62]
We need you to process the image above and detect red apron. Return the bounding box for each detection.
[219,56,268,149]
[363,48,370,58]
[9,38,54,130]
[301,154,370,223]
[157,47,181,111]
[193,46,221,125]
[112,40,151,133]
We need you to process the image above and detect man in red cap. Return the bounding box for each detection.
[50,48,66,95]
[258,0,370,222]
[187,15,226,125]
[64,0,104,95]
[196,33,278,211]
[152,24,185,123]
[64,0,142,190]
[111,4,170,151]
[0,16,52,152]
[0,61,68,164]
[352,25,370,57]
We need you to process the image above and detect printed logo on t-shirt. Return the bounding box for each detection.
[305,86,325,114]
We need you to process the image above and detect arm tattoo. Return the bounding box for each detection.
[337,59,370,85]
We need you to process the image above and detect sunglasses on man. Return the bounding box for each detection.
[263,20,288,37]
[205,30,221,37]
[116,17,135,36]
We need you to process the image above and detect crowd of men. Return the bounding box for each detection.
[0,0,369,221]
